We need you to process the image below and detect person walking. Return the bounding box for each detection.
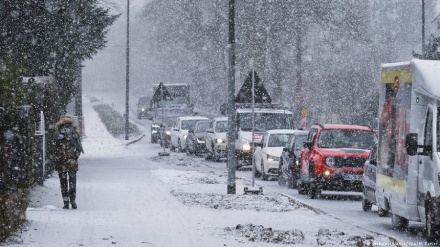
[53,116,84,209]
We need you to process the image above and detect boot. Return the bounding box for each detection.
[71,201,77,209]
[63,201,69,209]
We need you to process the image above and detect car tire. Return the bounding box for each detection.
[278,161,286,186]
[261,162,268,181]
[253,162,261,178]
[178,139,184,152]
[308,182,321,199]
[391,213,408,230]
[426,198,440,244]
[297,180,307,195]
[211,143,219,162]
[378,208,388,217]
[362,198,372,211]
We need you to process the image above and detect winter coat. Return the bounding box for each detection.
[53,116,84,172]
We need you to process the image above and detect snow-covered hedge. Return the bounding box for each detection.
[92,104,139,138]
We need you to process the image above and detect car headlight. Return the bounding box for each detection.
[141,108,145,112]
[325,157,335,167]
[184,134,187,139]
[242,139,251,151]
[215,138,225,144]
[267,154,280,162]
[166,130,171,135]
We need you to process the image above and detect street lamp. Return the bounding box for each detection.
[227,0,236,194]
[125,0,130,140]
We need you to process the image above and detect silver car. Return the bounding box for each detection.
[205,117,228,161]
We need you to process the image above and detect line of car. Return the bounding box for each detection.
[151,117,379,205]
[151,115,229,161]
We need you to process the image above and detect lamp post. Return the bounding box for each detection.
[227,0,236,194]
[125,0,130,140]
[422,0,426,59]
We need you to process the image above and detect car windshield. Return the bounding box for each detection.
[155,108,192,118]
[317,129,377,149]
[293,135,307,151]
[181,120,199,130]
[268,133,292,147]
[215,121,228,132]
[138,97,150,105]
[195,122,210,133]
[238,112,292,132]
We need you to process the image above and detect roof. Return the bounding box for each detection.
[177,116,210,121]
[312,124,374,131]
[411,59,440,101]
[213,116,228,121]
[236,108,293,114]
[266,129,300,134]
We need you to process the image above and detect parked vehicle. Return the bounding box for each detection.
[151,83,194,119]
[297,124,377,199]
[361,143,388,216]
[374,59,440,243]
[219,70,294,168]
[253,129,296,180]
[205,117,228,161]
[278,130,308,188]
[159,117,176,148]
[170,116,209,152]
[235,107,293,168]
[150,122,161,143]
[186,120,210,156]
[136,96,152,119]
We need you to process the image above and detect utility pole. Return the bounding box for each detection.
[422,0,426,59]
[227,0,236,194]
[125,0,130,140]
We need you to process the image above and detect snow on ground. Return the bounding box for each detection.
[1,93,395,247]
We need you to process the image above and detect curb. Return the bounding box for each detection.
[125,134,146,146]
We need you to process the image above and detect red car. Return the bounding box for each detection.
[297,124,377,199]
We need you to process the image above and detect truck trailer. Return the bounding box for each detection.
[376,59,440,243]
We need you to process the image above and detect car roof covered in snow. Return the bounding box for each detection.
[236,108,292,114]
[177,116,210,121]
[265,129,301,134]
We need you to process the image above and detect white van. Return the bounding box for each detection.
[375,59,440,243]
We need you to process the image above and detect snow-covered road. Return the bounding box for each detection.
[1,93,426,246]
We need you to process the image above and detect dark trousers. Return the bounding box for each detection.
[58,171,77,203]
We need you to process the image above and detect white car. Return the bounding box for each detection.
[253,129,296,180]
[170,116,210,152]
[205,117,228,161]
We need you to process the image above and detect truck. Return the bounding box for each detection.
[150,83,194,143]
[375,59,440,243]
[231,71,294,168]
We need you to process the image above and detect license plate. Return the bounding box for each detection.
[342,173,362,181]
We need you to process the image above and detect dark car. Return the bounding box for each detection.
[278,130,308,188]
[362,144,388,216]
[186,120,210,156]
[156,117,177,148]
[136,96,152,119]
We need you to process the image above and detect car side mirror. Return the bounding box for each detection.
[370,159,377,166]
[405,133,418,156]
[283,147,289,152]
[207,128,214,133]
[303,141,313,149]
